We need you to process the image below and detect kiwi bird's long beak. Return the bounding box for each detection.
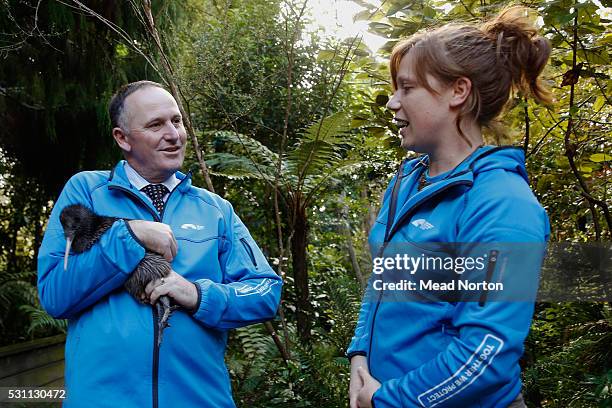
[64,237,72,271]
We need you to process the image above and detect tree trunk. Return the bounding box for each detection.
[340,192,365,288]
[361,186,376,237]
[291,204,311,343]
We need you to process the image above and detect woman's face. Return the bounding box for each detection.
[386,51,456,152]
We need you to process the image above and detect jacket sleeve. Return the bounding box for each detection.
[37,174,146,320]
[346,278,376,359]
[191,202,282,329]
[371,178,549,407]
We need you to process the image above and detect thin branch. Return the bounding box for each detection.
[526,118,565,159]
[576,36,612,106]
[564,13,611,238]
[61,0,163,79]
[296,35,361,191]
[140,0,215,192]
[340,191,365,288]
[0,86,45,110]
[523,98,530,154]
[458,0,477,19]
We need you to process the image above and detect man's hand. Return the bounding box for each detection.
[127,220,177,262]
[350,355,367,408]
[145,270,198,310]
[356,366,381,408]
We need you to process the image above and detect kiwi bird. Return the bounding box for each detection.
[59,204,176,346]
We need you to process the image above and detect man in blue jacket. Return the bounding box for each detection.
[38,80,282,407]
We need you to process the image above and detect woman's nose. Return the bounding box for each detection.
[386,92,400,111]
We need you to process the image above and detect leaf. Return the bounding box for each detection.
[590,153,611,162]
[206,153,276,181]
[375,94,389,106]
[301,112,352,144]
[290,112,354,182]
[317,50,336,61]
[206,130,278,167]
[593,96,606,112]
[386,2,408,16]
[353,9,372,22]
[578,48,610,65]
[369,22,393,36]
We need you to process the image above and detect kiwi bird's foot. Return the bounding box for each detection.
[156,295,175,347]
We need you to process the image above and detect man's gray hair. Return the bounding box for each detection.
[108,80,165,130]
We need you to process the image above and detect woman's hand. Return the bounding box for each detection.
[350,356,381,408]
[349,355,367,408]
[356,366,381,408]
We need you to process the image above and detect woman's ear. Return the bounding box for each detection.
[113,127,132,153]
[449,77,472,108]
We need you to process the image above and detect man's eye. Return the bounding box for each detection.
[172,118,183,126]
[149,122,162,129]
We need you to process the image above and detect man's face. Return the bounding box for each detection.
[115,87,187,183]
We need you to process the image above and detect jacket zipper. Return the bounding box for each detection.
[108,186,160,221]
[479,250,499,306]
[109,186,160,408]
[367,178,473,371]
[108,179,187,408]
[159,173,190,221]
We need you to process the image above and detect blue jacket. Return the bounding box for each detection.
[347,146,549,408]
[38,161,282,407]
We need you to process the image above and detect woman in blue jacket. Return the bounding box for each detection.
[348,7,552,408]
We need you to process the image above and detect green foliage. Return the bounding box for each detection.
[19,305,67,336]
[228,269,361,407]
[0,271,65,346]
[205,111,360,202]
[523,303,612,407]
[0,1,609,407]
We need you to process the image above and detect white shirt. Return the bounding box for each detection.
[124,161,181,204]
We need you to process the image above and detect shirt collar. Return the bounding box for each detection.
[123,161,181,192]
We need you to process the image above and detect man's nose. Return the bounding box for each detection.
[163,122,180,141]
[386,92,400,112]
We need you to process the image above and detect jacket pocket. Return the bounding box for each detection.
[240,238,257,267]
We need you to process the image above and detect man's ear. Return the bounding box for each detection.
[449,77,472,108]
[112,127,131,152]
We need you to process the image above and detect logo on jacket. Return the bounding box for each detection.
[412,219,434,230]
[180,223,204,230]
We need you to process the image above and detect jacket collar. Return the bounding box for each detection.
[108,160,193,193]
[387,168,473,241]
[386,145,525,242]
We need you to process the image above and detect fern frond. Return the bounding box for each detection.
[289,112,352,180]
[19,305,67,334]
[206,153,276,180]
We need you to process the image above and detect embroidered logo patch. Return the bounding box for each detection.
[180,223,204,230]
[417,334,504,407]
[412,219,434,230]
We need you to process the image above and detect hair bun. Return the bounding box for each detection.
[482,6,552,104]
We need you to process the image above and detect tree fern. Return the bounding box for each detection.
[20,305,67,335]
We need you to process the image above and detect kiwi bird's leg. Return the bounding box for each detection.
[64,237,73,270]
[156,295,174,347]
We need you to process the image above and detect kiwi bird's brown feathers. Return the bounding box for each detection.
[60,204,176,346]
